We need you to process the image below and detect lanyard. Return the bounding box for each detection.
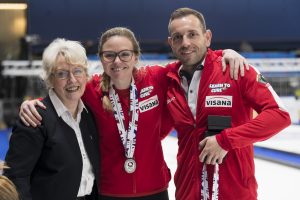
[201,164,219,200]
[109,80,139,159]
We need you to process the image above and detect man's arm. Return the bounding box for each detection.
[199,66,290,165]
[216,67,291,151]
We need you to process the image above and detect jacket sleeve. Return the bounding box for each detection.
[146,65,175,139]
[4,120,46,200]
[213,49,223,56]
[216,66,291,150]
[159,105,174,140]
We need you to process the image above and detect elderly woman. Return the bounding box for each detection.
[4,39,99,200]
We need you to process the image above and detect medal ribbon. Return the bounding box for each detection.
[201,164,219,200]
[109,79,139,159]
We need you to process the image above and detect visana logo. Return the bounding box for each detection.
[205,96,232,107]
[139,95,159,112]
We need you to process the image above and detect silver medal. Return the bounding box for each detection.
[124,158,136,173]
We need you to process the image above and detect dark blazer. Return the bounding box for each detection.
[5,96,99,200]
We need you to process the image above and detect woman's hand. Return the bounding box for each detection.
[19,99,46,127]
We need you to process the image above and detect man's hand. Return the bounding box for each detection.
[19,100,45,127]
[222,49,249,80]
[199,136,228,165]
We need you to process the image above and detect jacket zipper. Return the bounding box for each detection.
[133,172,137,193]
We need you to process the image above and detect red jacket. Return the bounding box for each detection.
[82,66,172,197]
[166,49,291,200]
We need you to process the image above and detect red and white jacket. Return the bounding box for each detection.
[166,49,291,200]
[82,66,173,197]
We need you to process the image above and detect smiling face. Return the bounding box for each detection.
[168,14,212,70]
[100,36,138,85]
[50,55,88,107]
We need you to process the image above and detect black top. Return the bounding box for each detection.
[5,96,99,200]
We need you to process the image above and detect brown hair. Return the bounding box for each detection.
[98,27,141,111]
[168,7,207,34]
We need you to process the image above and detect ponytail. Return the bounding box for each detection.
[100,73,113,111]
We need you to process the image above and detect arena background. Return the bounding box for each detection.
[0,1,300,199]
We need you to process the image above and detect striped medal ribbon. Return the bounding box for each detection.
[109,79,139,173]
[201,164,219,200]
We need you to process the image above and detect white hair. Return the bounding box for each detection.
[41,38,88,88]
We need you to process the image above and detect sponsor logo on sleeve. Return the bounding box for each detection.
[139,95,159,113]
[140,86,154,98]
[257,74,269,85]
[167,96,176,104]
[205,96,232,107]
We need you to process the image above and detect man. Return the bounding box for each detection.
[165,8,291,200]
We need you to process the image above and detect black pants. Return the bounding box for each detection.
[100,190,169,200]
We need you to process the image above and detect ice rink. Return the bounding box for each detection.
[162,125,300,200]
[1,124,299,199]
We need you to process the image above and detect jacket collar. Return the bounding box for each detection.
[166,48,219,84]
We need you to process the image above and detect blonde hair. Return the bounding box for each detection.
[0,163,19,200]
[98,27,141,111]
[41,38,88,89]
[100,73,112,111]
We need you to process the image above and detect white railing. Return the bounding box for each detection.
[2,58,300,77]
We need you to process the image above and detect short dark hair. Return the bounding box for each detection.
[168,7,206,34]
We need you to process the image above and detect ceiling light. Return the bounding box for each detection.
[0,3,27,10]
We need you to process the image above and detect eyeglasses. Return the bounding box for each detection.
[100,50,135,63]
[52,67,85,80]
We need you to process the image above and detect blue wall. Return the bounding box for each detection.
[27,0,300,50]
[0,129,10,161]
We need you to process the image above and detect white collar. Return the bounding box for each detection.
[49,89,87,118]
